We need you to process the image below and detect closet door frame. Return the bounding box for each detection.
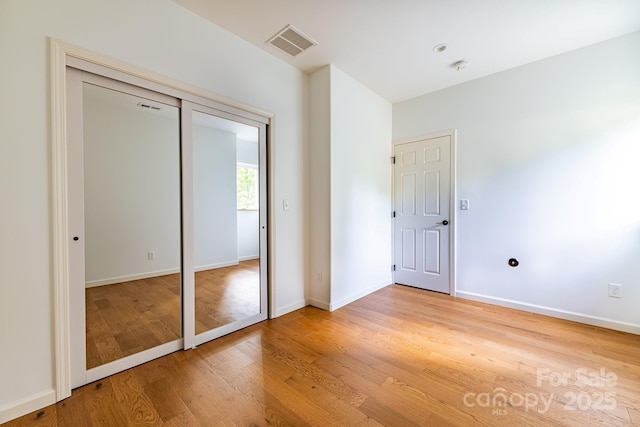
[51,39,274,400]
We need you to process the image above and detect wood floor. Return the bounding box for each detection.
[85,260,260,368]
[7,284,640,426]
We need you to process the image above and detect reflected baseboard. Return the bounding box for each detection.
[194,260,240,272]
[85,268,180,288]
[85,260,249,287]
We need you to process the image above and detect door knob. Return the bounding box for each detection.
[73,236,79,241]
[440,220,449,226]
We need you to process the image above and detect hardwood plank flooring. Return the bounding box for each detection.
[7,284,640,426]
[85,260,260,369]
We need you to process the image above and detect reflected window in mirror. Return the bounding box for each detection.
[237,165,259,210]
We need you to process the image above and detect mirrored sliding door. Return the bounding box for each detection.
[67,64,269,389]
[188,106,268,345]
[68,69,184,387]
[83,82,182,369]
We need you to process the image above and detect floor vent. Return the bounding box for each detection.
[267,25,317,57]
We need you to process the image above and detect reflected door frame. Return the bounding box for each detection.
[55,41,273,397]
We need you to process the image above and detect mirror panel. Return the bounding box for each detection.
[192,110,261,334]
[82,83,182,369]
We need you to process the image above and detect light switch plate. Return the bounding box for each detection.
[460,199,470,210]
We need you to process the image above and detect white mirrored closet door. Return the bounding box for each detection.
[185,104,268,346]
[66,66,269,389]
[67,68,184,388]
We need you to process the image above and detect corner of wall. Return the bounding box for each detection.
[308,65,332,308]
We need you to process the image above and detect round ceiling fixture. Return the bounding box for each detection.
[432,43,447,53]
[453,60,468,71]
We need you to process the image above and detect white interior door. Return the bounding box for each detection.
[393,135,452,293]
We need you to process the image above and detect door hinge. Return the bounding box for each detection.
[392,265,396,271]
[391,156,396,164]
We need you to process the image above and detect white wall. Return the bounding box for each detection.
[309,65,393,310]
[0,0,307,420]
[83,86,181,284]
[193,125,238,269]
[393,32,640,332]
[330,67,393,309]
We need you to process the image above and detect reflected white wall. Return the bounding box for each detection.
[83,86,180,285]
[193,125,238,269]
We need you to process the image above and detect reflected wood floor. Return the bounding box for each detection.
[195,259,260,334]
[8,284,640,426]
[85,260,260,369]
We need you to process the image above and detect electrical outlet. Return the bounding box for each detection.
[608,283,622,298]
[148,251,156,260]
[315,272,322,283]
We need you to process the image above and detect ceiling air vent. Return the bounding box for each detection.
[267,25,317,57]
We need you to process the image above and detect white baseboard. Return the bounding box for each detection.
[238,255,259,261]
[330,281,392,312]
[0,389,56,424]
[307,281,392,313]
[273,299,308,317]
[456,291,640,335]
[308,298,330,311]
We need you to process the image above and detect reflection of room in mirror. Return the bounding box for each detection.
[195,259,260,334]
[82,83,182,369]
[82,84,265,370]
[192,110,261,336]
[85,273,181,369]
[68,69,268,390]
[82,83,181,287]
[85,260,259,368]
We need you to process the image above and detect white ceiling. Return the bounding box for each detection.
[172,0,640,103]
